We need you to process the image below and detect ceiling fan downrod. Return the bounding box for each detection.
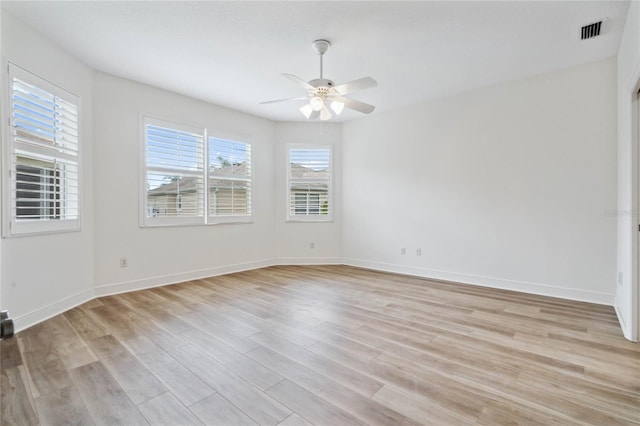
[313,39,331,80]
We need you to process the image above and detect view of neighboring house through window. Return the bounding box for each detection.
[142,117,252,226]
[16,160,60,219]
[144,118,205,225]
[209,137,252,219]
[5,63,80,236]
[295,193,320,215]
[287,145,332,221]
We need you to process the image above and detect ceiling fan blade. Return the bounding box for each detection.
[332,96,375,114]
[282,73,314,90]
[260,97,308,105]
[333,76,377,95]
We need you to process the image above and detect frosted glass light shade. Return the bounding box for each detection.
[330,101,344,115]
[309,96,324,111]
[300,104,313,118]
[320,107,332,121]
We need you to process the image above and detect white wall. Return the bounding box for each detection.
[274,122,343,264]
[0,10,343,330]
[93,72,279,295]
[343,58,618,305]
[0,7,627,337]
[0,6,4,316]
[616,0,640,341]
[1,12,95,330]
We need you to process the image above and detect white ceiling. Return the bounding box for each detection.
[1,1,630,122]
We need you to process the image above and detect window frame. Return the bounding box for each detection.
[207,134,253,224]
[141,116,206,227]
[286,144,333,222]
[3,63,82,237]
[140,116,253,227]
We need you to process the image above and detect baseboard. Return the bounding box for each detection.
[94,258,274,297]
[342,258,615,306]
[614,302,638,342]
[14,256,617,334]
[614,303,631,340]
[95,257,343,297]
[16,258,335,332]
[14,287,95,333]
[274,257,343,265]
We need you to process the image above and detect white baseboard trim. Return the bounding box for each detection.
[274,257,343,265]
[95,258,274,297]
[14,257,617,334]
[95,257,343,297]
[343,258,615,306]
[614,303,631,340]
[614,302,638,342]
[15,288,95,333]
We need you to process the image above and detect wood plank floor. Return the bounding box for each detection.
[1,265,639,425]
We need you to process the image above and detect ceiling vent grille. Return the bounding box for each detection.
[581,21,602,40]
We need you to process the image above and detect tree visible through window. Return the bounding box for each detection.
[208,137,252,218]
[142,117,252,226]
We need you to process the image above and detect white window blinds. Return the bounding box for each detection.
[288,146,332,221]
[142,117,252,226]
[209,137,252,219]
[6,64,80,235]
[144,119,205,224]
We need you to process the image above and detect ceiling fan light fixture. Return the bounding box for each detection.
[309,96,324,111]
[330,100,344,115]
[300,104,313,118]
[261,38,377,120]
[320,106,332,121]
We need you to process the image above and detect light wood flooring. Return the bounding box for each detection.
[1,265,639,425]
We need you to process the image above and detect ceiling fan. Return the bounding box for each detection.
[261,39,377,121]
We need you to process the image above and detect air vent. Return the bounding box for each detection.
[581,21,602,40]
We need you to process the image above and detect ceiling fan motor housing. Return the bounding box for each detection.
[308,79,336,100]
[309,78,334,88]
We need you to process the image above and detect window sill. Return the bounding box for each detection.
[141,216,254,228]
[286,216,334,223]
[4,219,81,238]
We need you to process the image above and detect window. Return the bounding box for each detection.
[287,146,332,221]
[4,64,80,236]
[144,118,205,226]
[208,137,252,221]
[142,117,252,226]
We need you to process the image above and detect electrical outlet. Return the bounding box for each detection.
[120,258,128,268]
[618,272,623,285]
[401,248,406,255]
[416,248,422,256]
